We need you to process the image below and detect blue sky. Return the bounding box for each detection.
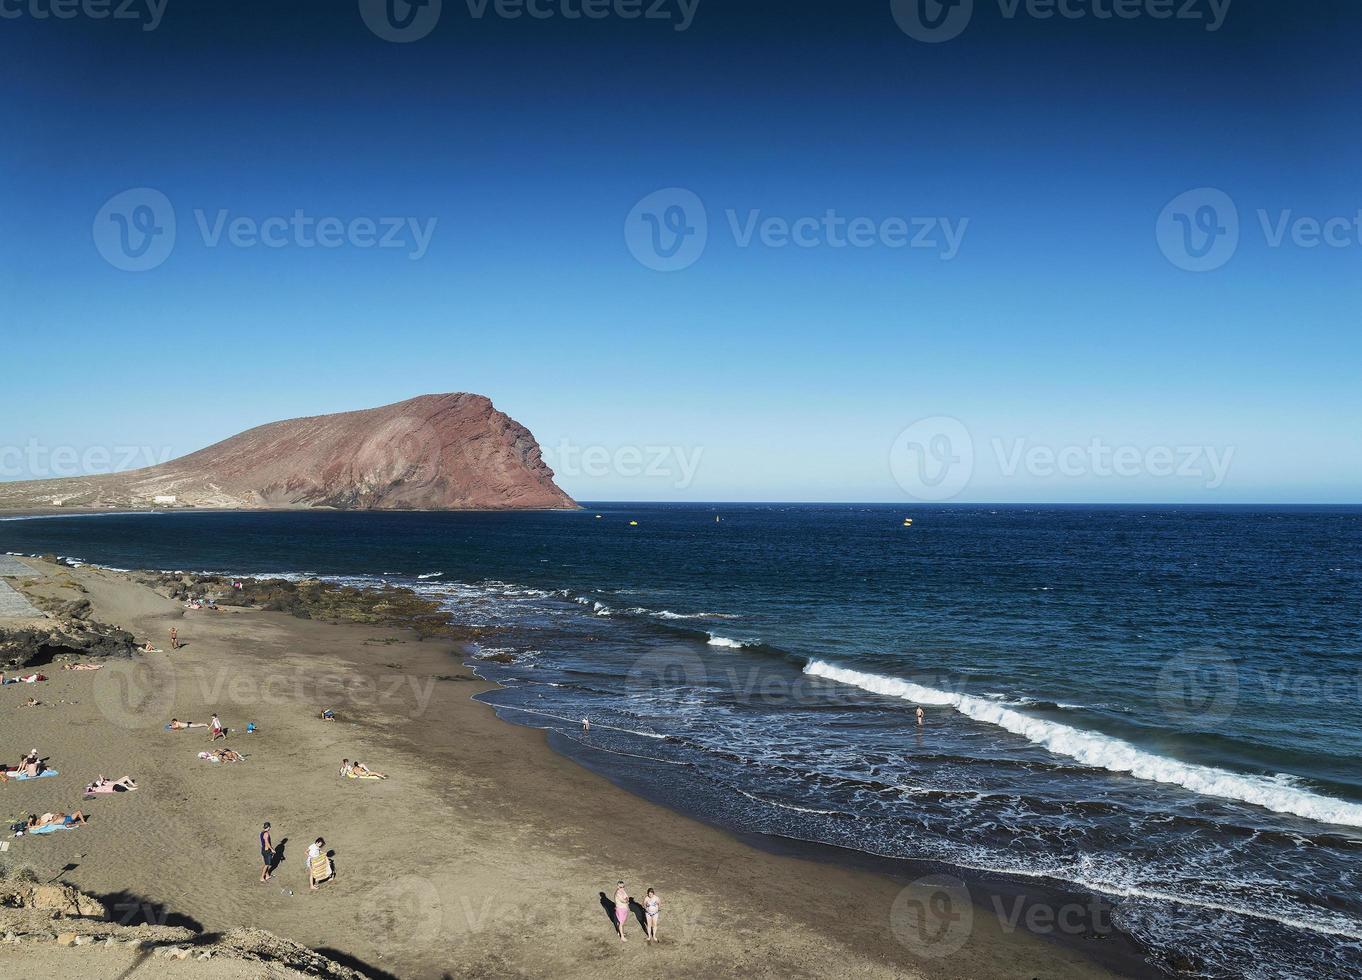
[2,0,1359,503]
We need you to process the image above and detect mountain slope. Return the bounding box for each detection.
[0,394,577,512]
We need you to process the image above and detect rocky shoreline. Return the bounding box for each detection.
[0,878,369,978]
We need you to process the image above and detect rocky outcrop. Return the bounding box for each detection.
[0,393,577,513]
[0,619,138,671]
[0,881,370,978]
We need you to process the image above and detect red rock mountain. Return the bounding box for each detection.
[0,394,577,512]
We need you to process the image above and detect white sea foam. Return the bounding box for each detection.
[804,660,1362,829]
[706,634,751,649]
[625,607,734,621]
[417,571,444,580]
[736,788,843,816]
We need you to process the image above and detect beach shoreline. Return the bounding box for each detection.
[0,557,1138,978]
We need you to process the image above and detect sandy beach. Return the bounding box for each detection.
[0,557,1124,979]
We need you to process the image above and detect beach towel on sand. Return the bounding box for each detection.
[309,853,334,883]
[345,771,383,780]
[29,822,70,834]
[13,769,59,780]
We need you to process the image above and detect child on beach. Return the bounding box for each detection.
[210,714,225,740]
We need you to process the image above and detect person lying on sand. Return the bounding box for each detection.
[167,718,207,730]
[85,775,137,793]
[27,811,86,829]
[142,642,161,653]
[62,663,103,671]
[198,749,245,763]
[349,760,387,779]
[3,673,46,685]
[320,708,336,721]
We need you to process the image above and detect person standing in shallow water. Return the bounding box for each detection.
[915,706,924,726]
[613,880,630,942]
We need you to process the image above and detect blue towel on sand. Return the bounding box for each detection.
[13,769,58,780]
[29,822,70,834]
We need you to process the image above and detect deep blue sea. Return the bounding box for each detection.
[4,504,1361,978]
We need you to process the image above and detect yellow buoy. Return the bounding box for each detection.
[629,520,638,526]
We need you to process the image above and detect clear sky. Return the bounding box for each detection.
[2,0,1358,503]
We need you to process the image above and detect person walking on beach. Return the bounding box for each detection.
[582,717,590,733]
[210,713,225,740]
[259,821,274,882]
[915,706,924,726]
[169,627,179,650]
[643,887,661,942]
[612,880,631,942]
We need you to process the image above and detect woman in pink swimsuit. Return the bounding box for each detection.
[612,881,630,942]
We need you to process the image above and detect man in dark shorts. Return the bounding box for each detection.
[260,821,274,882]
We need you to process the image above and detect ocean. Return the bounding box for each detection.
[4,504,1360,978]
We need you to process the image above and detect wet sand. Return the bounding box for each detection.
[1,559,1126,978]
